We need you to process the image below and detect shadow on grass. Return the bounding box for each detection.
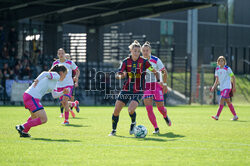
[157,132,185,138]
[63,124,90,127]
[115,135,173,142]
[71,117,87,119]
[31,138,81,142]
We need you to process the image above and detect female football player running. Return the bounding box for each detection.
[142,41,171,134]
[109,40,158,136]
[59,53,80,118]
[15,65,68,137]
[52,48,80,124]
[210,56,238,121]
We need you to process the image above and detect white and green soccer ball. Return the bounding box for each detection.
[134,125,147,138]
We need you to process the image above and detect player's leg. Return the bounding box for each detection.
[212,95,225,120]
[144,97,159,133]
[155,101,171,126]
[61,95,71,124]
[225,98,238,120]
[16,109,47,137]
[128,100,139,135]
[109,100,126,136]
[59,103,64,118]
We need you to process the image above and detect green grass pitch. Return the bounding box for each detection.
[0,105,250,165]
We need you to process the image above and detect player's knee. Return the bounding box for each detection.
[40,116,47,124]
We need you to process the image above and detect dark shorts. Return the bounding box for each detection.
[117,90,143,105]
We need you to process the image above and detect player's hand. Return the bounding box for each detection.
[75,81,79,88]
[33,79,39,87]
[73,77,78,82]
[63,88,69,94]
[232,87,236,93]
[210,86,215,92]
[162,85,168,94]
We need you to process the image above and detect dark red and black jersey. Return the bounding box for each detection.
[119,55,151,93]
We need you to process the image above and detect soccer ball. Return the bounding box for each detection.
[134,125,147,138]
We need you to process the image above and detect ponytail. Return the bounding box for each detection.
[142,41,151,49]
[129,40,141,50]
[49,64,67,74]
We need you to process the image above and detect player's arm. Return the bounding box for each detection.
[161,69,168,93]
[116,60,127,79]
[116,72,127,79]
[33,72,52,87]
[73,68,80,87]
[211,76,219,92]
[231,75,236,93]
[52,88,69,98]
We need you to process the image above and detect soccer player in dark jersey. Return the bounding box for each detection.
[109,40,158,136]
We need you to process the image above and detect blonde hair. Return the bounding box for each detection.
[142,41,151,49]
[217,56,227,66]
[128,40,141,50]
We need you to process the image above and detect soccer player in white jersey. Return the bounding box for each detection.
[15,65,68,137]
[211,56,238,121]
[58,53,80,117]
[52,48,80,124]
[142,41,171,134]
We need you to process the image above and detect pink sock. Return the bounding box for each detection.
[157,106,167,118]
[23,118,42,131]
[228,104,236,116]
[216,104,224,117]
[65,111,69,121]
[146,105,158,129]
[23,117,33,133]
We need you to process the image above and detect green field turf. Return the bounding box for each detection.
[0,105,250,166]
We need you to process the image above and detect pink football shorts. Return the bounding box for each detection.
[221,89,231,99]
[143,82,164,102]
[23,93,44,113]
[56,85,74,101]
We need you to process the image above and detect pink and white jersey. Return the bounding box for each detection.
[145,55,165,83]
[52,60,78,88]
[25,72,61,99]
[215,65,234,91]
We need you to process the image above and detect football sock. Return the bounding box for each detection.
[112,114,119,130]
[216,104,224,117]
[65,111,69,121]
[129,112,136,123]
[23,117,33,133]
[60,103,64,114]
[146,105,158,129]
[157,106,167,118]
[23,118,42,131]
[228,104,236,116]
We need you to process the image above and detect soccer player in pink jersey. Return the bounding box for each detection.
[210,56,238,121]
[52,48,80,124]
[15,65,69,137]
[141,41,171,134]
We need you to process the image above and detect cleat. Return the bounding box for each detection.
[15,125,24,137]
[129,122,136,135]
[59,113,64,118]
[74,100,80,113]
[212,116,219,120]
[164,116,172,126]
[108,130,116,136]
[21,132,31,138]
[231,116,238,121]
[62,120,69,125]
[153,128,160,134]
[70,110,75,118]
